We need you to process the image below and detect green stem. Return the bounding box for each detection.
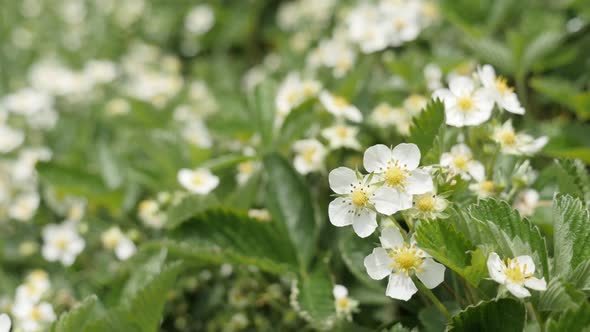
[527,302,544,330]
[416,280,451,320]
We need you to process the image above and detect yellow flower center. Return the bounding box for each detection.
[335,126,349,139]
[192,174,205,186]
[336,297,350,310]
[302,147,317,163]
[480,180,495,193]
[504,259,532,284]
[389,244,424,275]
[238,162,254,175]
[333,96,349,108]
[453,156,468,170]
[31,307,42,320]
[287,91,299,104]
[457,96,474,112]
[385,164,408,187]
[351,189,369,207]
[55,237,68,250]
[499,130,516,146]
[415,195,435,212]
[394,18,407,29]
[495,77,513,95]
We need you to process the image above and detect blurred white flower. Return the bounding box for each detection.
[403,94,427,116]
[2,88,53,116]
[83,60,118,85]
[440,144,485,181]
[12,301,55,332]
[101,227,137,261]
[320,92,363,123]
[433,76,494,127]
[492,120,548,155]
[236,160,260,186]
[513,189,540,217]
[15,270,50,304]
[364,227,445,300]
[41,221,85,266]
[0,124,24,153]
[487,252,546,298]
[181,120,213,149]
[328,167,397,237]
[469,179,497,198]
[275,73,321,120]
[248,209,271,222]
[185,5,215,35]
[0,313,10,332]
[138,199,165,229]
[177,168,219,195]
[9,192,40,222]
[293,139,327,175]
[424,63,443,91]
[333,285,359,320]
[477,65,524,114]
[307,38,356,78]
[321,124,361,150]
[363,144,433,213]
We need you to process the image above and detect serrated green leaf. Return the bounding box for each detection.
[120,249,168,306]
[547,302,590,332]
[294,264,335,327]
[408,99,446,164]
[165,194,219,229]
[448,298,525,332]
[538,278,584,312]
[555,159,590,203]
[415,220,487,286]
[553,194,590,276]
[264,153,318,270]
[457,199,550,279]
[170,209,298,274]
[568,259,590,291]
[51,295,101,332]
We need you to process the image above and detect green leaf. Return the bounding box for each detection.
[250,80,277,148]
[98,140,124,189]
[538,278,584,312]
[264,153,318,270]
[553,194,590,276]
[568,259,590,291]
[530,77,590,119]
[555,159,590,203]
[170,209,298,274]
[465,37,514,74]
[293,264,335,328]
[521,31,563,73]
[51,295,101,332]
[339,232,382,290]
[448,298,525,332]
[120,249,168,306]
[408,99,446,164]
[165,194,219,229]
[457,199,550,279]
[415,220,487,286]
[547,302,590,332]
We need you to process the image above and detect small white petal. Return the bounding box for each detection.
[329,167,357,194]
[405,169,434,195]
[373,186,403,215]
[513,255,535,275]
[379,226,405,249]
[0,313,11,332]
[328,198,353,227]
[352,209,378,238]
[468,161,486,182]
[333,285,348,299]
[363,144,392,173]
[391,143,421,170]
[386,273,418,301]
[364,248,393,280]
[449,76,474,96]
[506,283,531,298]
[524,277,547,291]
[416,258,445,289]
[487,252,507,284]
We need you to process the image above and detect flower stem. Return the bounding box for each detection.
[416,280,451,320]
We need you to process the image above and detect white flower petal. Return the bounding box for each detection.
[328,198,353,227]
[513,255,535,275]
[449,76,474,96]
[524,277,547,291]
[379,226,405,249]
[373,186,403,215]
[364,247,393,280]
[391,143,421,170]
[333,284,348,299]
[478,65,496,87]
[329,167,357,194]
[363,144,392,173]
[386,273,418,301]
[468,161,485,182]
[432,89,452,102]
[416,258,445,289]
[487,252,507,284]
[506,283,531,298]
[405,169,434,195]
[352,209,378,238]
[0,314,11,332]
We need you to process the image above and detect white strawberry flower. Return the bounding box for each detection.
[12,301,55,332]
[363,144,433,214]
[293,139,327,175]
[319,92,363,123]
[487,252,547,298]
[15,270,50,304]
[101,227,137,261]
[328,167,398,237]
[333,285,359,320]
[0,124,24,153]
[513,189,540,217]
[492,120,548,155]
[440,144,485,181]
[477,65,524,114]
[433,76,494,127]
[364,227,445,301]
[469,179,498,198]
[0,313,10,332]
[41,221,85,267]
[406,192,449,220]
[177,168,219,195]
[321,124,361,150]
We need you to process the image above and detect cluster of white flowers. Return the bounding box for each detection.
[9,270,56,332]
[275,72,322,123]
[101,227,137,261]
[138,191,187,229]
[369,95,428,135]
[346,0,438,54]
[307,31,356,78]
